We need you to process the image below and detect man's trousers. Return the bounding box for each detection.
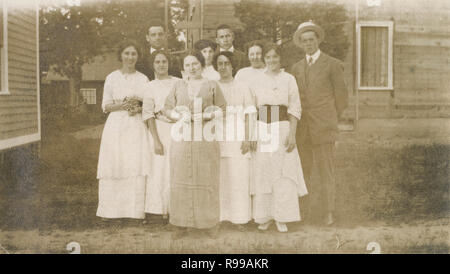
[297,133,336,219]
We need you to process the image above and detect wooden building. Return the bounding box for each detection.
[342,0,450,119]
[0,1,40,156]
[177,0,450,119]
[42,0,449,122]
[42,52,120,121]
[175,0,243,49]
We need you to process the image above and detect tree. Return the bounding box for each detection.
[40,0,185,111]
[234,0,350,69]
[40,2,107,109]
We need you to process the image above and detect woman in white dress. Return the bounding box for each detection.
[96,40,152,220]
[247,42,308,232]
[212,51,252,229]
[142,50,180,219]
[234,40,266,84]
[194,39,221,81]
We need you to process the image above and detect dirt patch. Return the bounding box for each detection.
[0,219,448,254]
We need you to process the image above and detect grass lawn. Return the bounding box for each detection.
[0,118,448,253]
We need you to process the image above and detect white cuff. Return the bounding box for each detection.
[204,112,214,120]
[213,110,223,118]
[170,110,181,120]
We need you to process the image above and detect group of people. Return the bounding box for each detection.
[96,20,348,238]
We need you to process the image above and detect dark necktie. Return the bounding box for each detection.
[305,58,310,87]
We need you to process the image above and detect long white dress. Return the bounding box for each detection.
[217,79,252,224]
[246,69,308,224]
[96,70,152,219]
[142,76,180,215]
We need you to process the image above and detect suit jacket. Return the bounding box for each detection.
[217,48,249,73]
[290,52,348,145]
[136,47,182,81]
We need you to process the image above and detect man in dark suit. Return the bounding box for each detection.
[290,22,348,226]
[215,24,248,71]
[136,19,182,80]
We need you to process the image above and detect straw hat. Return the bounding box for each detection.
[293,21,325,47]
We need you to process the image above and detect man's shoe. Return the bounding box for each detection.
[325,212,335,226]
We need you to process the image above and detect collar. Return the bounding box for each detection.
[306,49,321,65]
[251,66,266,71]
[263,67,283,75]
[220,46,234,52]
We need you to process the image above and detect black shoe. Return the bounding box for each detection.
[325,212,335,226]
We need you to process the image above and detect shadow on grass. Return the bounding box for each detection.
[337,143,450,224]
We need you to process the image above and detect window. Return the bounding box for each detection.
[0,1,8,95]
[357,21,393,90]
[80,88,96,105]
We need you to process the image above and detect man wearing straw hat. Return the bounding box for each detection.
[290,21,348,226]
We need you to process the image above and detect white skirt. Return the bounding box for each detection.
[253,178,301,224]
[251,121,307,223]
[145,119,173,215]
[250,121,307,196]
[97,176,146,219]
[96,111,151,219]
[219,156,252,224]
[97,111,152,179]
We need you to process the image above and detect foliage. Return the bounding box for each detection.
[39,0,186,107]
[234,0,350,68]
[96,0,185,52]
[39,2,106,80]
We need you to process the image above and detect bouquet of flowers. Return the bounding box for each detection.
[123,96,143,116]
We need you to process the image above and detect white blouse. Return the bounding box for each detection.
[142,76,180,121]
[202,65,221,81]
[234,66,265,86]
[217,79,251,158]
[218,79,250,108]
[101,70,150,112]
[246,70,301,120]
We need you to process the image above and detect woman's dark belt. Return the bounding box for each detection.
[257,105,288,123]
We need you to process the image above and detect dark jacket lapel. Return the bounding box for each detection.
[296,58,307,90]
[308,53,328,85]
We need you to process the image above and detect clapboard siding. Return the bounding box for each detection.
[394,22,449,103]
[0,7,39,145]
[8,22,37,40]
[201,1,243,40]
[0,100,37,108]
[9,67,38,78]
[1,127,38,140]
[8,37,37,53]
[0,114,38,131]
[394,44,450,99]
[347,0,450,105]
[8,46,38,60]
[176,0,243,42]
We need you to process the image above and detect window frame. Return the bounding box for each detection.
[356,21,394,91]
[80,88,97,105]
[0,1,8,95]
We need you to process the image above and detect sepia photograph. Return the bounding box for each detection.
[0,0,448,256]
